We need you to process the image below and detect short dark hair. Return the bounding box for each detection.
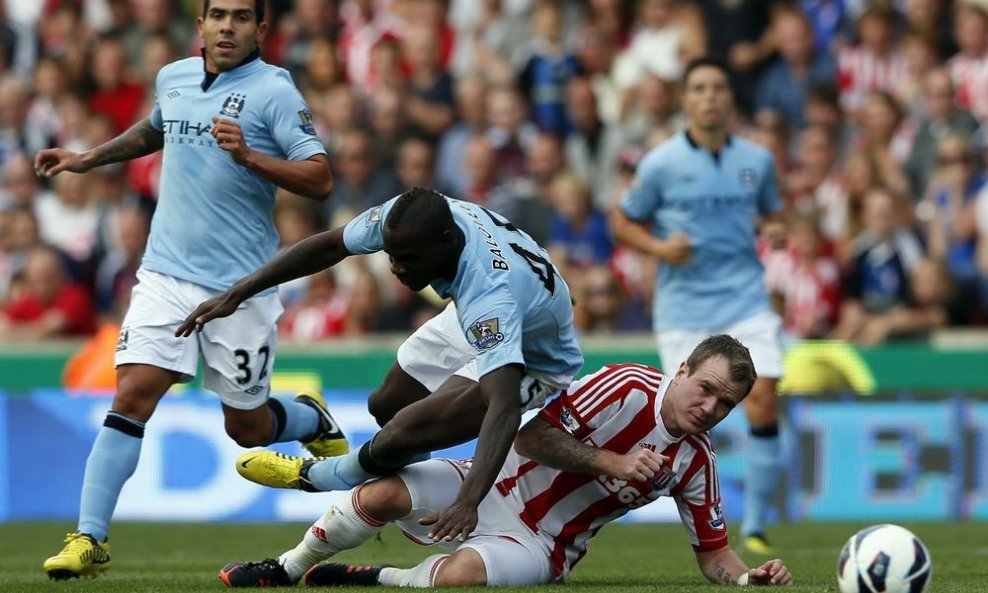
[681,55,732,89]
[202,0,266,24]
[685,334,757,399]
[385,187,454,238]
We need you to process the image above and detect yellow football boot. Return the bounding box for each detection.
[44,532,111,580]
[294,390,349,457]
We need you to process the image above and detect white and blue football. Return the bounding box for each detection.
[837,524,931,593]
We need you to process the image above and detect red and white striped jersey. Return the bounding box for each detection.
[495,363,728,579]
[948,53,988,121]
[837,46,907,112]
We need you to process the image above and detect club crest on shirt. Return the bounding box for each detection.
[220,93,246,118]
[469,318,504,350]
[739,167,758,188]
[708,502,726,530]
[297,108,316,135]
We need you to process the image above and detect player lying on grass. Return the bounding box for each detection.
[218,335,793,588]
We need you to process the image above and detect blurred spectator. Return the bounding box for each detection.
[834,151,882,261]
[450,0,526,82]
[547,172,612,280]
[87,35,146,134]
[836,6,906,114]
[614,0,705,87]
[299,36,346,97]
[0,152,53,211]
[436,75,487,196]
[895,32,939,117]
[564,77,624,208]
[905,68,980,199]
[977,181,988,318]
[395,137,437,191]
[338,0,406,90]
[94,205,148,319]
[280,0,344,77]
[316,84,362,155]
[800,0,851,55]
[0,245,97,338]
[763,215,840,340]
[0,76,52,165]
[791,124,846,243]
[855,91,912,200]
[755,8,836,129]
[572,264,633,333]
[26,57,66,149]
[280,268,351,342]
[803,83,853,160]
[747,112,793,198]
[947,2,988,121]
[902,0,955,60]
[697,0,775,114]
[920,134,981,323]
[39,1,89,86]
[496,131,563,245]
[402,23,455,138]
[831,187,925,341]
[574,25,620,126]
[0,0,34,78]
[324,127,402,225]
[274,198,320,308]
[122,0,191,69]
[34,171,99,268]
[461,134,501,204]
[138,34,177,91]
[515,2,581,135]
[848,257,953,345]
[621,73,683,147]
[485,85,537,179]
[368,86,407,170]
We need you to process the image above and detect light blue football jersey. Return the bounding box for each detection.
[620,132,781,330]
[343,196,584,379]
[142,54,326,292]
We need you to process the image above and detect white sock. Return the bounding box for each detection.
[278,488,386,582]
[378,554,449,587]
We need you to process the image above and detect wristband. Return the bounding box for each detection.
[737,572,749,586]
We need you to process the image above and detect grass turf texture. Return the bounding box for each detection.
[0,522,983,592]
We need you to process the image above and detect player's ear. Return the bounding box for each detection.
[675,362,688,381]
[255,20,269,43]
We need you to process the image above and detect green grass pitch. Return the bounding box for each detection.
[0,522,983,592]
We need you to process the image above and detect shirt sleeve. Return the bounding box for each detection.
[673,439,729,552]
[458,291,525,377]
[535,365,633,438]
[618,151,663,222]
[264,70,327,162]
[341,197,399,254]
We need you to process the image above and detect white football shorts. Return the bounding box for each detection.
[396,303,571,412]
[394,459,553,586]
[656,309,784,379]
[115,269,284,409]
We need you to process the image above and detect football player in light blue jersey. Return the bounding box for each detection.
[177,187,583,545]
[612,56,787,555]
[35,0,345,580]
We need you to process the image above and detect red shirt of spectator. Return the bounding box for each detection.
[87,37,146,134]
[3,247,97,337]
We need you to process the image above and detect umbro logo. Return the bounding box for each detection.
[167,90,180,99]
[244,385,264,395]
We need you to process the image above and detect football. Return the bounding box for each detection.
[836,524,932,593]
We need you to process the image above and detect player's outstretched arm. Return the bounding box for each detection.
[515,417,667,480]
[420,364,524,543]
[695,547,792,586]
[34,118,163,177]
[175,227,352,336]
[211,117,333,200]
[610,209,691,265]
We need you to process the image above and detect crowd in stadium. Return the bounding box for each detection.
[1,0,987,346]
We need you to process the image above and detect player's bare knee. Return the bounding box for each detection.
[113,377,162,421]
[224,421,270,448]
[374,420,414,456]
[367,388,398,426]
[434,550,487,587]
[355,477,412,522]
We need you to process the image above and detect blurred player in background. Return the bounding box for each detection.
[177,186,583,546]
[36,0,339,580]
[612,56,786,554]
[216,335,792,589]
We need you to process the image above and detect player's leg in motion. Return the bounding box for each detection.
[44,364,176,580]
[238,374,486,491]
[742,376,781,554]
[219,474,409,587]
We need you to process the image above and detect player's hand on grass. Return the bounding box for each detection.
[212,117,251,164]
[747,558,792,586]
[175,291,244,337]
[608,449,668,482]
[419,500,479,543]
[34,148,91,177]
[659,232,691,265]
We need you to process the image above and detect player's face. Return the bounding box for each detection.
[383,228,448,291]
[198,0,267,73]
[682,66,733,131]
[668,356,745,436]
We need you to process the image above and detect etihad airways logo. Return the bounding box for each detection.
[160,119,218,148]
